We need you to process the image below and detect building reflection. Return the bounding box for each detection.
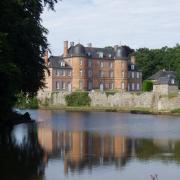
[38,127,132,175]
[38,126,180,175]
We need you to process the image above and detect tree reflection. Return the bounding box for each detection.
[0,124,45,180]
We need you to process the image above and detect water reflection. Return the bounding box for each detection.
[0,124,45,180]
[1,110,180,180]
[37,126,180,176]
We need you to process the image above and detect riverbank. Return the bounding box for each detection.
[38,105,180,116]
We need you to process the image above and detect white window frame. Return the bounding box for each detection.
[132,83,135,90]
[137,72,140,78]
[132,72,134,78]
[56,81,60,90]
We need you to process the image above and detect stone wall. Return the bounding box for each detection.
[37,91,180,111]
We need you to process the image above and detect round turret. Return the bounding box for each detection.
[73,44,86,56]
[115,46,129,59]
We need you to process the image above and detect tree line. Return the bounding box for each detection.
[135,45,180,87]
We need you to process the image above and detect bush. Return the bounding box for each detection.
[142,80,153,92]
[15,93,38,109]
[65,92,91,106]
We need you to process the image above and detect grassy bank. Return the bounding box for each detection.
[38,105,180,116]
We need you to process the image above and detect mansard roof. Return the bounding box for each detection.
[66,44,133,60]
[48,56,71,69]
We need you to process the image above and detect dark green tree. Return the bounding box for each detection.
[135,45,180,88]
[0,0,59,121]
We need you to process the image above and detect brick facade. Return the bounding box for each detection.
[42,41,142,92]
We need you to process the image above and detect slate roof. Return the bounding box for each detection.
[66,44,133,60]
[48,56,71,69]
[148,70,176,85]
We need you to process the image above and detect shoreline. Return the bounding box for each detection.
[37,105,180,116]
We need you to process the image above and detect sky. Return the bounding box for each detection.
[42,0,180,55]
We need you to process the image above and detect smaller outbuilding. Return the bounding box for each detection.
[148,69,178,95]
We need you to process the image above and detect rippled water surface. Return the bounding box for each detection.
[1,110,180,180]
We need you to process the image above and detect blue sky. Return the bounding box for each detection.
[42,0,180,55]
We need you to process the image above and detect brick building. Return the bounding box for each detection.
[42,41,142,92]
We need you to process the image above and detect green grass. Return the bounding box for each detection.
[171,109,180,114]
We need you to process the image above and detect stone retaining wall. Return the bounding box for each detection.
[37,91,180,111]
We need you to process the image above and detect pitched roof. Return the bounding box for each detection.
[148,70,176,80]
[148,70,176,85]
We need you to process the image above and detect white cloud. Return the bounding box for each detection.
[42,0,180,55]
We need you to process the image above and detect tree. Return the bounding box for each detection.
[0,0,59,121]
[135,45,180,88]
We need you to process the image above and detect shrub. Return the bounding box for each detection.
[65,92,91,106]
[142,80,153,92]
[15,93,38,109]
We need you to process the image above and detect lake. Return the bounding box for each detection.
[1,110,180,180]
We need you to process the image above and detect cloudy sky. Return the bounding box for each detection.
[42,0,180,55]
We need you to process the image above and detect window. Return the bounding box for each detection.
[122,71,125,78]
[109,62,113,68]
[88,81,92,90]
[137,72,140,78]
[110,83,114,90]
[59,69,63,75]
[63,70,66,76]
[131,65,135,70]
[60,61,65,67]
[137,83,140,90]
[56,81,60,90]
[88,59,92,67]
[98,52,103,58]
[132,72,134,78]
[122,82,125,90]
[88,70,92,78]
[171,79,175,84]
[56,69,59,76]
[100,61,104,68]
[79,81,83,90]
[100,71,104,78]
[109,71,113,78]
[67,70,71,76]
[109,54,112,58]
[80,69,83,77]
[132,83,135,90]
[62,82,66,90]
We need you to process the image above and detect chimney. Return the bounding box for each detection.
[44,50,48,65]
[63,41,68,58]
[70,41,74,47]
[131,56,136,64]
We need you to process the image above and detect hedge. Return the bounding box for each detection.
[65,92,91,106]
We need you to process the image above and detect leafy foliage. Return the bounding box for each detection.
[15,93,39,109]
[135,45,180,88]
[142,80,153,92]
[0,0,59,121]
[65,92,91,106]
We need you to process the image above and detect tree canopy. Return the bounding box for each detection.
[0,0,58,121]
[135,45,180,87]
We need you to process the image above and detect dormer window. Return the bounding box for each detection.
[98,52,103,58]
[61,62,65,67]
[109,54,112,58]
[171,79,175,84]
[131,64,135,70]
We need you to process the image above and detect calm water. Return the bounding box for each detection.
[1,110,180,180]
